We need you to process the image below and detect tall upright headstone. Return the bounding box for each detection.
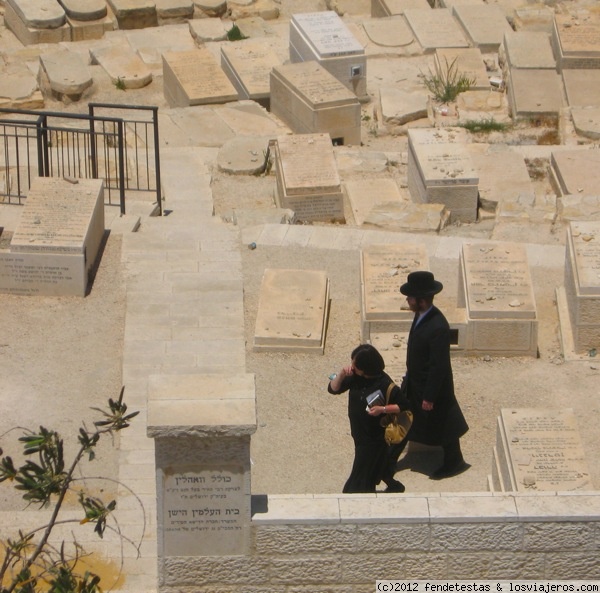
[290,11,367,101]
[458,241,538,357]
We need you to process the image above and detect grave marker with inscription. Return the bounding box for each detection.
[493,408,592,492]
[273,133,344,223]
[458,242,538,356]
[162,48,238,107]
[0,177,104,297]
[551,15,600,71]
[254,268,330,353]
[360,243,428,341]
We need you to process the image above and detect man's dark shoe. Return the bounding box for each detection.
[430,460,470,480]
[384,480,406,493]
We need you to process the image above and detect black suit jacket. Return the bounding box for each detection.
[403,305,468,446]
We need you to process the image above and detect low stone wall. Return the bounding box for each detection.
[159,492,600,591]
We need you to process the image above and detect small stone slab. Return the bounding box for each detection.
[567,221,600,296]
[6,0,66,28]
[364,201,449,233]
[559,195,600,222]
[436,47,489,90]
[217,136,272,175]
[459,241,536,320]
[254,268,330,353]
[571,106,600,140]
[0,64,39,102]
[500,408,592,492]
[345,177,404,225]
[90,44,152,89]
[39,49,93,97]
[363,17,415,48]
[124,25,196,67]
[550,148,600,196]
[188,17,228,42]
[378,86,427,126]
[453,4,511,52]
[156,0,194,21]
[562,69,600,108]
[502,31,556,70]
[105,0,157,29]
[507,69,563,117]
[162,48,238,107]
[404,8,469,52]
[58,0,107,21]
[194,0,227,17]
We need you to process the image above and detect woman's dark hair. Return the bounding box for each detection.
[351,344,385,376]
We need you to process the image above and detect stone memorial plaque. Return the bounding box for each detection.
[291,12,363,58]
[162,465,249,556]
[404,8,469,52]
[254,268,330,353]
[361,244,428,321]
[501,408,592,491]
[568,221,600,296]
[460,242,536,320]
[162,48,238,107]
[11,177,104,255]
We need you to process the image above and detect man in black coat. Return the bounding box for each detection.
[387,270,469,480]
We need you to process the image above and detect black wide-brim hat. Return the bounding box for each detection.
[400,271,443,297]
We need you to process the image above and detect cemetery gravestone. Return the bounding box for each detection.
[506,68,563,118]
[163,48,238,108]
[550,149,600,196]
[371,0,429,17]
[453,4,512,53]
[403,8,469,53]
[502,31,556,71]
[0,177,105,297]
[270,61,361,146]
[494,408,592,492]
[457,242,538,357]
[273,133,344,223]
[360,243,428,341]
[253,268,331,353]
[551,15,600,71]
[290,11,367,101]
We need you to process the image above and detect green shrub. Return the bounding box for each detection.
[420,57,475,103]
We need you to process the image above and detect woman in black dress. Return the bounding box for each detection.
[328,344,406,493]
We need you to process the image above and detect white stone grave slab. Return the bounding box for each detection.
[507,69,562,118]
[290,11,367,100]
[274,133,344,223]
[162,49,238,108]
[4,0,70,45]
[499,408,592,492]
[39,49,93,99]
[502,31,556,71]
[571,106,600,140]
[436,48,489,90]
[345,177,405,225]
[371,0,429,17]
[360,243,428,341]
[59,0,107,21]
[90,44,152,89]
[220,39,281,105]
[453,4,511,53]
[270,61,361,146]
[562,70,600,108]
[254,268,330,353]
[458,241,537,356]
[407,128,478,223]
[550,148,600,196]
[404,8,469,53]
[563,221,600,353]
[105,0,157,29]
[551,15,600,71]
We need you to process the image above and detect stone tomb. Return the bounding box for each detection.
[407,128,478,223]
[458,242,538,357]
[0,177,105,297]
[562,70,600,108]
[550,148,600,197]
[506,68,563,118]
[289,11,367,101]
[501,31,556,71]
[270,62,361,146]
[492,408,592,492]
[220,39,281,108]
[551,15,600,72]
[403,8,469,53]
[4,0,71,45]
[162,48,238,108]
[273,133,344,223]
[253,268,331,353]
[360,243,428,341]
[561,221,600,355]
[452,4,512,53]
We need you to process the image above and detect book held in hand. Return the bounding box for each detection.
[365,389,385,410]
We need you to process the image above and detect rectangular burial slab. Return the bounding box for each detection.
[360,244,428,340]
[289,11,367,100]
[220,39,281,105]
[254,268,330,353]
[458,242,536,320]
[452,4,512,53]
[502,31,556,70]
[4,0,71,45]
[507,68,563,118]
[162,48,238,108]
[274,133,344,223]
[551,15,600,71]
[562,69,600,108]
[550,149,600,196]
[499,408,592,491]
[564,222,600,353]
[403,8,469,53]
[270,61,361,146]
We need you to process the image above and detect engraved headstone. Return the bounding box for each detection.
[563,221,600,354]
[162,48,238,108]
[458,241,538,356]
[273,133,344,223]
[270,61,361,146]
[403,8,469,53]
[407,128,479,223]
[290,11,367,100]
[551,15,600,71]
[254,268,330,353]
[496,408,592,492]
[360,243,429,341]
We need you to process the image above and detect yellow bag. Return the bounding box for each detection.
[381,382,413,445]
